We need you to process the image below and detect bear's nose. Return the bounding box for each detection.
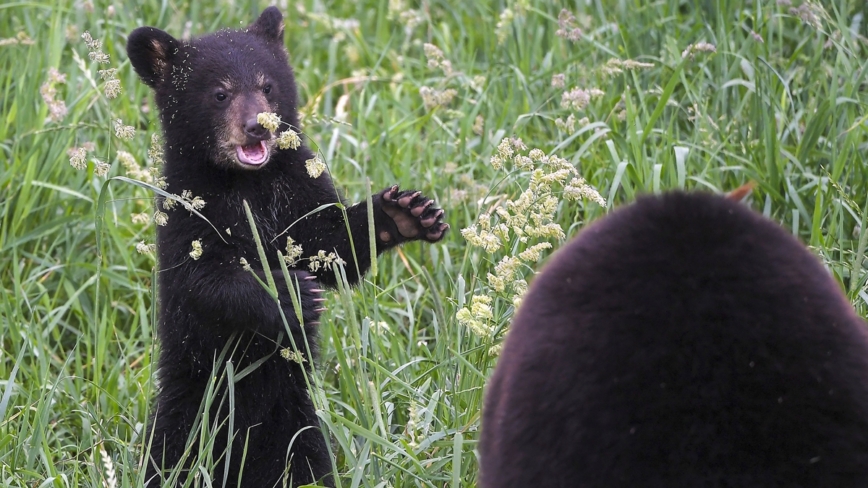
[244,118,270,140]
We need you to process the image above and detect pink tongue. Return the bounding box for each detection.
[236,141,267,165]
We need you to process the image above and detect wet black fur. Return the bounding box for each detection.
[127,7,446,487]
[480,191,868,487]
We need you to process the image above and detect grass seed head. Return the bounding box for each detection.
[276,128,301,150]
[305,155,326,178]
[189,239,203,260]
[257,112,281,132]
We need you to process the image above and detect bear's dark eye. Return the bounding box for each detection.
[214,92,227,102]
[263,84,272,94]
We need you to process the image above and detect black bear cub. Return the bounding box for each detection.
[480,191,868,487]
[127,7,447,487]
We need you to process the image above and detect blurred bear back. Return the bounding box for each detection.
[480,191,868,488]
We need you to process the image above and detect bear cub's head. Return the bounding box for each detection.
[128,7,298,171]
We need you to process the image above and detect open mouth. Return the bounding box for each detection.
[235,141,269,167]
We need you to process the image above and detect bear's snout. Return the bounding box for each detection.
[244,117,270,141]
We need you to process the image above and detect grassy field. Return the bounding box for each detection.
[1,0,867,486]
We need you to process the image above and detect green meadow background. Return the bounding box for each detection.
[1,0,867,486]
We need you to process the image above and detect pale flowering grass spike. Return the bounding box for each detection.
[113,119,135,139]
[159,190,207,213]
[305,155,326,178]
[495,8,515,45]
[472,115,485,136]
[189,240,203,260]
[469,75,486,92]
[518,242,552,262]
[85,45,110,65]
[116,151,136,169]
[459,137,606,348]
[386,0,404,20]
[555,9,582,42]
[308,249,345,273]
[555,114,579,134]
[67,31,138,186]
[0,31,35,46]
[81,31,101,51]
[257,112,281,132]
[189,196,206,210]
[136,241,156,255]
[682,42,717,60]
[284,237,304,266]
[561,87,603,111]
[148,134,165,166]
[600,58,655,77]
[131,212,150,225]
[423,43,452,76]
[790,2,825,29]
[98,68,116,81]
[551,73,565,88]
[565,177,607,206]
[93,159,110,177]
[154,210,168,226]
[40,68,68,123]
[98,67,121,98]
[419,86,457,111]
[82,31,110,64]
[398,9,424,36]
[405,401,422,448]
[104,79,121,99]
[118,151,156,183]
[276,128,301,150]
[280,348,306,364]
[68,147,87,170]
[456,295,495,338]
[99,444,118,488]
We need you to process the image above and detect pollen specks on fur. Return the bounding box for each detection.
[171,60,193,91]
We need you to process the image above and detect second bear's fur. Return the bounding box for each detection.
[480,191,868,487]
[127,7,447,487]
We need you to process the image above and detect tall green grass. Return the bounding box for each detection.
[1,0,866,486]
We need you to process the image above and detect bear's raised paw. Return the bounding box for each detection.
[378,185,448,244]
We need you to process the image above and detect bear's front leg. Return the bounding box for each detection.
[298,185,448,287]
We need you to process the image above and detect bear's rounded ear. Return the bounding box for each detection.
[127,27,179,88]
[249,6,285,45]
